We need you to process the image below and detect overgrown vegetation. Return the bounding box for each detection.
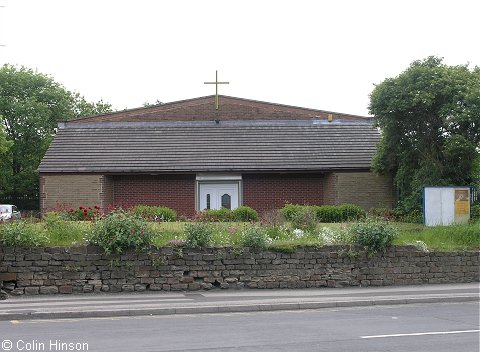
[1,203,478,253]
[350,218,398,253]
[281,204,365,223]
[370,56,480,211]
[87,210,152,254]
[194,206,258,222]
[184,222,213,247]
[131,205,177,222]
[0,220,48,247]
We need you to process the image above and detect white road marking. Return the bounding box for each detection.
[361,330,480,339]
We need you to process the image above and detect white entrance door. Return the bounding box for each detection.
[199,183,239,210]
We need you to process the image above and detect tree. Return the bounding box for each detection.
[369,56,480,210]
[0,64,112,199]
[0,124,12,154]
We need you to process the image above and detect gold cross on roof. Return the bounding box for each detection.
[204,70,229,110]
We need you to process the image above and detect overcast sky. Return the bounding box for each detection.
[0,0,479,116]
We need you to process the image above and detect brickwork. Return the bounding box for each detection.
[113,175,196,217]
[322,174,338,205]
[39,172,393,216]
[40,174,105,212]
[101,176,114,208]
[70,96,368,124]
[335,172,394,209]
[243,173,324,214]
[1,246,477,295]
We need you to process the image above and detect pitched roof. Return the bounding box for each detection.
[38,120,379,173]
[69,95,369,123]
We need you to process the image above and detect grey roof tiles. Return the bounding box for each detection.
[39,119,379,173]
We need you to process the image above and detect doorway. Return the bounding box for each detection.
[198,183,240,210]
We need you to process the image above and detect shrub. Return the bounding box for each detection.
[260,209,286,227]
[368,207,423,223]
[336,204,365,221]
[265,225,290,241]
[184,222,213,247]
[88,210,152,254]
[233,206,259,222]
[131,205,176,222]
[471,203,480,222]
[282,204,365,223]
[368,208,398,222]
[280,204,304,221]
[66,206,100,221]
[399,209,423,224]
[195,209,234,222]
[0,220,47,247]
[350,217,398,253]
[239,226,270,248]
[314,205,342,222]
[291,207,317,232]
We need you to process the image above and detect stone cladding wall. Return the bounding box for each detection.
[0,246,478,295]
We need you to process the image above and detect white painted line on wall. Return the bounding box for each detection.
[361,330,480,339]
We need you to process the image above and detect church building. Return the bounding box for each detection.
[38,95,394,217]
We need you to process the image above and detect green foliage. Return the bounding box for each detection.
[0,64,112,198]
[65,206,100,221]
[281,203,365,224]
[88,210,152,254]
[268,241,297,253]
[42,211,89,246]
[232,206,259,222]
[194,207,259,222]
[280,204,304,221]
[314,205,340,222]
[368,208,423,223]
[131,205,176,222]
[184,222,213,247]
[239,226,270,248]
[291,207,317,232]
[0,220,47,247]
[0,124,12,154]
[350,218,398,253]
[195,209,234,222]
[336,204,365,221]
[471,204,480,222]
[315,204,364,222]
[395,223,480,251]
[369,57,480,211]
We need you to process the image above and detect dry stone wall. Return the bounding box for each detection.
[0,246,478,296]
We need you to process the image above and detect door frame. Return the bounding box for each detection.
[195,174,243,212]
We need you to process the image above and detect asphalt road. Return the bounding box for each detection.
[0,302,478,352]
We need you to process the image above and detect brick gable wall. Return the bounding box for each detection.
[70,96,368,123]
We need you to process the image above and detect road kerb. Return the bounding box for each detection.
[0,295,477,321]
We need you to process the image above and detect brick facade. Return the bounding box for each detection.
[113,175,196,217]
[40,174,113,212]
[243,173,324,214]
[70,96,368,124]
[40,172,394,215]
[323,172,394,209]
